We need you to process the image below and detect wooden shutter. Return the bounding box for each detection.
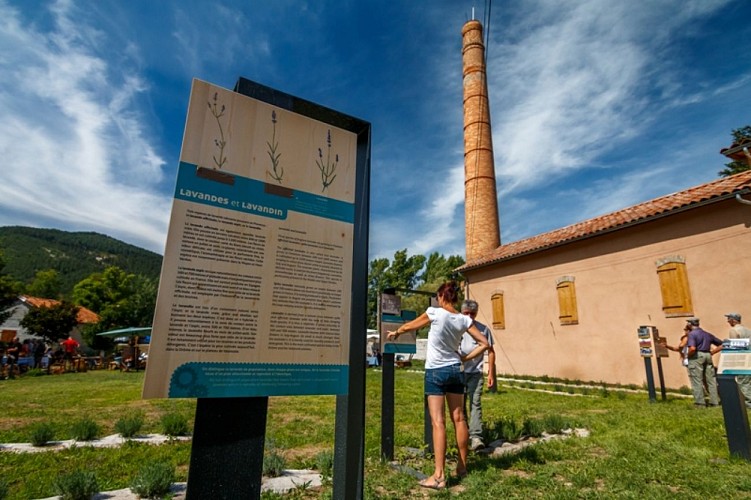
[556,279,578,325]
[491,292,505,329]
[656,260,693,317]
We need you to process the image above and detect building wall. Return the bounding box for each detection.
[1,303,29,339]
[464,199,751,388]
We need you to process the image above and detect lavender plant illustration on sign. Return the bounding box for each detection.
[316,129,338,192]
[266,110,283,184]
[196,91,234,185]
[209,92,227,170]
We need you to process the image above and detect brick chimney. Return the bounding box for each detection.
[462,19,500,262]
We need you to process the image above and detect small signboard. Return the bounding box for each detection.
[651,326,668,358]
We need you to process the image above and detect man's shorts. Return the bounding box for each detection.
[424,363,465,395]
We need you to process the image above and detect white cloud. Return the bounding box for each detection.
[485,0,732,197]
[0,0,170,251]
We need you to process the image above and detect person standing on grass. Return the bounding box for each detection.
[387,281,489,490]
[459,299,496,452]
[33,339,47,369]
[725,313,751,408]
[5,337,20,379]
[61,336,79,370]
[686,318,722,407]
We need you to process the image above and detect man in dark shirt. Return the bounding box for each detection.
[686,317,723,407]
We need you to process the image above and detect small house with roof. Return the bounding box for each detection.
[0,295,99,344]
[459,171,751,388]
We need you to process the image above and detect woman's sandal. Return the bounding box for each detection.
[419,476,447,490]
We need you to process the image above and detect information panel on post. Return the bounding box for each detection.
[380,293,417,355]
[143,78,368,399]
[718,338,751,375]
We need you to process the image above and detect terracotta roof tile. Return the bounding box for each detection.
[20,295,100,324]
[461,170,751,271]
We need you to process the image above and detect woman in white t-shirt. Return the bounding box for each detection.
[387,281,489,489]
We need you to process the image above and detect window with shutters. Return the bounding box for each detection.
[556,276,578,325]
[655,256,693,317]
[491,292,505,330]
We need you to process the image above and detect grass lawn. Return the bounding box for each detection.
[1,369,750,499]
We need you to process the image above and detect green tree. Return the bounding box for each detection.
[19,301,80,343]
[73,267,157,349]
[421,252,465,287]
[387,249,426,291]
[26,269,62,299]
[0,252,21,324]
[718,125,751,177]
[73,266,134,313]
[366,258,390,329]
[366,250,467,328]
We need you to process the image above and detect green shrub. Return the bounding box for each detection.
[502,417,524,442]
[129,461,175,499]
[29,422,55,446]
[54,470,99,500]
[599,384,610,398]
[487,416,524,442]
[160,412,189,436]
[522,418,545,438]
[115,411,144,438]
[315,449,334,478]
[263,447,286,477]
[70,417,100,441]
[542,414,570,434]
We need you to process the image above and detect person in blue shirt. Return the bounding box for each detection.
[686,317,723,407]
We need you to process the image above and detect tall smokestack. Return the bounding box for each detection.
[462,19,500,262]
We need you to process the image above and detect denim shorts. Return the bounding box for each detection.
[424,364,465,395]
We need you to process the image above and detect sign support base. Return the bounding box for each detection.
[381,352,395,461]
[717,375,751,461]
[186,397,268,499]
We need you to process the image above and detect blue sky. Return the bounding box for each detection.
[0,0,749,262]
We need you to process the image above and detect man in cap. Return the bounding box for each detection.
[459,299,496,451]
[726,313,751,408]
[726,313,751,339]
[686,317,723,407]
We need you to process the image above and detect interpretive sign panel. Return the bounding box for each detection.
[718,339,751,375]
[143,78,369,398]
[718,352,751,375]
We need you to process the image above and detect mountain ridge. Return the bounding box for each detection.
[0,226,163,296]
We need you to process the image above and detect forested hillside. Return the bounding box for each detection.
[0,226,162,296]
